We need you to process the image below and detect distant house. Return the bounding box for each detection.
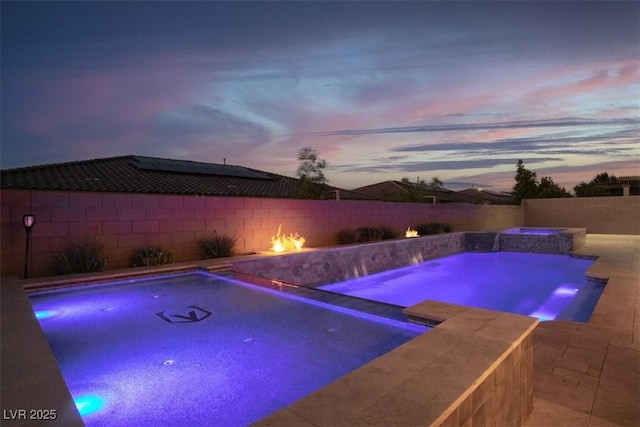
[457,189,514,205]
[0,155,375,200]
[597,175,640,196]
[352,180,513,204]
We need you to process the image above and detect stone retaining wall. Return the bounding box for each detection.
[231,232,466,286]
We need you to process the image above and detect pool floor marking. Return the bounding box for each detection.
[155,305,212,323]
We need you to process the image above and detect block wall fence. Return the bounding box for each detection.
[1,189,523,278]
[524,196,640,235]
[2,190,638,278]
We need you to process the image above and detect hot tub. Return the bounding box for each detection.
[499,227,586,254]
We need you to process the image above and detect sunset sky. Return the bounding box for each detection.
[1,1,638,192]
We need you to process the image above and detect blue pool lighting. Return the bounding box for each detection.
[30,272,421,426]
[35,310,56,319]
[74,395,105,416]
[553,286,578,297]
[319,252,602,322]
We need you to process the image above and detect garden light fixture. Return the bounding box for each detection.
[23,214,35,278]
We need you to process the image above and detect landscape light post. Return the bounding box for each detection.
[23,214,36,279]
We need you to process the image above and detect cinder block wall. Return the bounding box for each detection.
[524,196,640,234]
[1,189,523,278]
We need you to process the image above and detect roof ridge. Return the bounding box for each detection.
[1,155,136,173]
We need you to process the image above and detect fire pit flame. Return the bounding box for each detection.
[271,225,305,252]
[405,227,419,238]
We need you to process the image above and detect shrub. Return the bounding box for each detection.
[375,225,399,240]
[414,222,452,236]
[197,232,238,259]
[51,236,107,275]
[336,225,399,244]
[336,228,359,244]
[132,246,174,267]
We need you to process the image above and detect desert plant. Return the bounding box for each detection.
[414,222,451,235]
[336,228,359,244]
[375,225,399,240]
[51,236,107,275]
[132,246,174,267]
[197,232,238,259]
[336,226,399,244]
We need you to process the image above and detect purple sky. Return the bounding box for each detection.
[1,1,638,192]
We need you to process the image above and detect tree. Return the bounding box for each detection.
[511,160,539,204]
[295,147,329,199]
[574,172,619,197]
[592,172,619,185]
[573,181,610,197]
[537,176,571,198]
[429,176,444,190]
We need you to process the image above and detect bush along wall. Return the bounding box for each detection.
[196,232,238,259]
[131,246,174,267]
[414,222,452,236]
[336,225,399,244]
[51,236,107,275]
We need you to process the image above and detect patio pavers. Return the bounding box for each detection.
[526,234,640,427]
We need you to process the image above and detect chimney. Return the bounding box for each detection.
[623,184,630,197]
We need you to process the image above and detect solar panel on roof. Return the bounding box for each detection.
[132,156,272,180]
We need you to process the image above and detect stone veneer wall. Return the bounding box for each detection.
[499,228,586,254]
[231,232,466,286]
[465,232,501,252]
[524,196,640,234]
[0,189,522,278]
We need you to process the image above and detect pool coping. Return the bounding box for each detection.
[256,301,539,426]
[0,235,624,426]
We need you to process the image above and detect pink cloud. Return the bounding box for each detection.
[521,60,639,109]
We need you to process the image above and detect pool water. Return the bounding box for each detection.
[29,272,422,426]
[504,227,566,235]
[319,252,602,322]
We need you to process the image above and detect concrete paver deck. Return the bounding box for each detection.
[525,234,640,427]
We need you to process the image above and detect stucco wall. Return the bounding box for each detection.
[1,189,523,278]
[524,196,640,234]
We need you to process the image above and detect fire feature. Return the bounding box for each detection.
[271,225,305,252]
[405,227,419,238]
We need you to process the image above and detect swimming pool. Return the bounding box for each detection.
[319,252,602,322]
[29,272,422,426]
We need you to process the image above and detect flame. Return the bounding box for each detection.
[271,225,306,252]
[272,239,285,253]
[405,227,419,238]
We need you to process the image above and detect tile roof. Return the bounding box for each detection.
[353,180,514,204]
[457,189,514,204]
[0,155,375,200]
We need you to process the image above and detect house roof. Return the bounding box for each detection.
[0,155,375,200]
[458,189,514,204]
[353,180,513,204]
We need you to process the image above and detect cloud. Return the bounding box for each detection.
[391,128,638,155]
[300,117,639,138]
[333,157,563,174]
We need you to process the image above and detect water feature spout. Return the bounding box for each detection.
[492,233,501,252]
